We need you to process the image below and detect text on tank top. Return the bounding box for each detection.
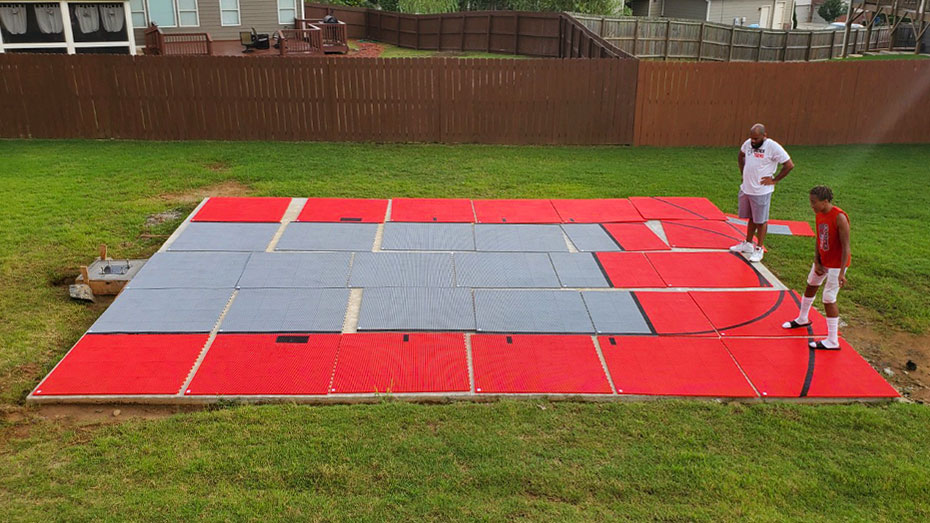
[816,206,850,268]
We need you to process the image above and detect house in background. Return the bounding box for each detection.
[128,0,300,43]
[628,0,797,30]
[0,1,136,53]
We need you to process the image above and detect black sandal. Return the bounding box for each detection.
[783,320,812,329]
[809,341,840,351]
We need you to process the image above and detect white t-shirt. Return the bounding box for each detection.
[740,138,790,196]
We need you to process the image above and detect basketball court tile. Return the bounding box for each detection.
[296,198,388,223]
[167,223,279,252]
[220,288,349,333]
[550,199,644,223]
[561,224,621,252]
[275,222,378,252]
[237,252,352,288]
[473,199,562,224]
[33,334,208,396]
[581,291,653,334]
[726,214,814,237]
[474,290,594,333]
[602,223,670,251]
[185,333,341,395]
[453,252,561,288]
[723,337,899,398]
[88,288,234,333]
[389,198,475,223]
[549,253,610,288]
[349,252,455,287]
[125,252,250,290]
[629,197,727,221]
[380,223,475,251]
[357,288,475,331]
[689,290,827,337]
[599,336,757,397]
[646,252,771,288]
[661,220,747,249]
[192,197,291,223]
[594,252,667,288]
[330,333,470,393]
[471,334,612,394]
[474,224,569,252]
[632,292,716,336]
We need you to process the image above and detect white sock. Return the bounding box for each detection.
[825,317,839,347]
[796,296,814,324]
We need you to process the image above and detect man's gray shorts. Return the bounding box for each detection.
[737,191,772,224]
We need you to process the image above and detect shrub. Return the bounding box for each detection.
[817,0,847,23]
[398,0,459,13]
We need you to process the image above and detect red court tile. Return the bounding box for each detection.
[633,292,717,336]
[646,252,771,288]
[192,197,291,223]
[550,199,644,223]
[472,199,562,223]
[296,198,389,223]
[599,336,757,397]
[331,333,469,393]
[389,198,475,222]
[661,220,747,249]
[630,197,727,221]
[723,338,898,398]
[602,223,670,251]
[34,334,208,396]
[471,335,612,394]
[726,214,815,237]
[595,252,667,288]
[186,334,340,395]
[689,290,828,337]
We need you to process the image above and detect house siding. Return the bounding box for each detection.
[133,0,296,42]
[661,0,708,20]
[707,0,793,28]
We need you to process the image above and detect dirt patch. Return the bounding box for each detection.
[349,41,384,58]
[144,209,183,227]
[204,161,231,172]
[156,180,251,205]
[844,325,930,403]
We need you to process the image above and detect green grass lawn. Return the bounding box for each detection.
[838,53,930,61]
[1,140,929,519]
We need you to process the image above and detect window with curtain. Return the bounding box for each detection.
[146,0,174,27]
[219,0,237,26]
[176,0,196,26]
[129,0,145,27]
[277,0,295,25]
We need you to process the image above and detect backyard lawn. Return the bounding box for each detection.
[1,141,929,520]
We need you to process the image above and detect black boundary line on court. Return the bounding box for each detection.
[729,251,772,287]
[711,289,786,333]
[800,337,817,397]
[599,223,626,250]
[591,252,616,287]
[634,291,719,336]
[661,220,744,246]
[650,197,714,220]
[787,291,817,338]
[628,292,658,335]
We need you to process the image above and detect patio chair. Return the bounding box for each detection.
[240,28,269,53]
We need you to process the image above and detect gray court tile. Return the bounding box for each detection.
[219,288,349,332]
[726,217,792,235]
[581,291,653,334]
[349,252,454,287]
[125,252,250,290]
[237,252,352,288]
[474,290,595,333]
[380,223,475,251]
[357,288,475,331]
[474,224,569,252]
[275,222,377,251]
[167,223,279,252]
[561,224,622,252]
[549,253,610,288]
[87,288,234,333]
[453,252,561,288]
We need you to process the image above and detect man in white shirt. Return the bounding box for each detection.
[730,123,795,262]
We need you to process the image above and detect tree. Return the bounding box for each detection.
[818,0,847,23]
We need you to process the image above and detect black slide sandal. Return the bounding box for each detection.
[783,320,812,329]
[810,341,840,351]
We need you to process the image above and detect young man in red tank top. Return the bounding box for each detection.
[782,186,851,350]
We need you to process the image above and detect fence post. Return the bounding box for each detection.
[664,19,671,60]
[487,14,492,53]
[416,17,420,50]
[460,13,466,51]
[438,15,443,51]
[757,30,764,61]
[632,18,639,56]
[600,17,606,37]
[829,29,836,59]
[728,25,736,61]
[514,13,519,55]
[697,22,705,61]
[806,31,813,61]
[782,31,789,61]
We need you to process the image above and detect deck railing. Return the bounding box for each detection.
[143,24,213,56]
[294,18,349,53]
[277,28,324,56]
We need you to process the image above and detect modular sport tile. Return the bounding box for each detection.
[357,288,475,331]
[87,288,234,333]
[601,223,670,251]
[33,334,208,396]
[661,220,747,250]
[474,224,569,252]
[561,224,622,252]
[237,252,352,288]
[646,252,771,288]
[192,197,291,223]
[474,290,594,333]
[550,199,644,223]
[629,197,727,221]
[219,288,350,333]
[594,252,667,288]
[473,199,562,224]
[167,223,279,252]
[380,223,475,251]
[690,290,828,337]
[275,222,378,252]
[632,292,717,336]
[349,252,455,287]
[453,252,561,288]
[580,291,653,334]
[549,253,610,288]
[389,198,475,223]
[125,252,249,290]
[296,198,388,223]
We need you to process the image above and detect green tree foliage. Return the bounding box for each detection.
[457,0,624,15]
[817,0,847,23]
[398,0,459,13]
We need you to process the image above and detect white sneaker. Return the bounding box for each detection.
[729,241,754,254]
[749,247,764,262]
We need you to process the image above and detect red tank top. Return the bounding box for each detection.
[816,206,850,268]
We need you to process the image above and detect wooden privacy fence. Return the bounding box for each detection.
[303,4,631,58]
[572,15,892,62]
[634,60,930,146]
[0,54,638,144]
